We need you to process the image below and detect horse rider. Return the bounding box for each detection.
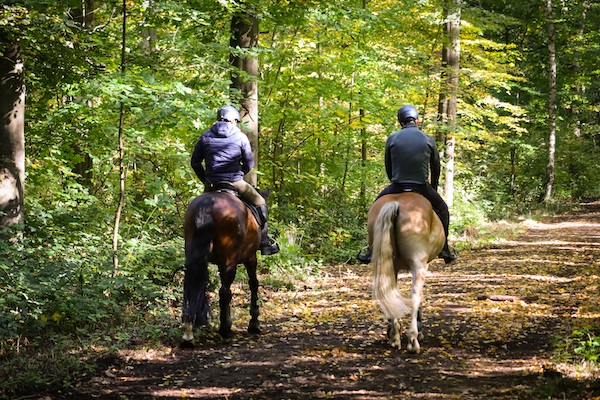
[357,105,458,264]
[191,105,280,256]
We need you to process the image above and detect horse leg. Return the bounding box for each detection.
[245,259,261,334]
[417,307,424,340]
[406,263,427,354]
[218,266,236,340]
[387,318,402,348]
[181,256,210,344]
[182,323,194,342]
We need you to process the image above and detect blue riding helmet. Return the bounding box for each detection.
[397,105,419,123]
[217,105,241,123]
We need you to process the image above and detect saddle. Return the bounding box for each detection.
[205,181,262,226]
[395,183,424,195]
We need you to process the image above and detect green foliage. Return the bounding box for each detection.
[1,0,599,395]
[555,327,600,366]
[0,209,177,343]
[0,199,183,397]
[258,231,323,290]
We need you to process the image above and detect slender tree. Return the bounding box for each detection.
[230,6,259,186]
[440,0,461,208]
[71,0,94,185]
[113,0,127,271]
[543,0,557,203]
[0,42,25,241]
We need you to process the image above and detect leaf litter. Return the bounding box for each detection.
[63,202,600,399]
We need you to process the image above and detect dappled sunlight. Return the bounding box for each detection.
[448,356,545,378]
[53,203,600,399]
[523,219,600,230]
[503,240,600,247]
[153,386,241,398]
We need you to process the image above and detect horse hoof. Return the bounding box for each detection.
[179,340,194,349]
[407,340,420,354]
[248,323,261,334]
[219,329,234,342]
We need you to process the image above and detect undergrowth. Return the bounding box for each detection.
[1,195,595,398]
[554,327,600,379]
[0,207,320,398]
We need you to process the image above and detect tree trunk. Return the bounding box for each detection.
[543,0,557,203]
[72,0,94,186]
[436,37,448,155]
[113,0,127,272]
[360,108,367,205]
[140,0,157,53]
[359,0,367,205]
[442,0,461,208]
[230,9,259,187]
[0,42,26,241]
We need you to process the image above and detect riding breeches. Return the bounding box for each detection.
[376,182,449,237]
[231,179,266,207]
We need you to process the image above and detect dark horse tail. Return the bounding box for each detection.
[182,194,214,327]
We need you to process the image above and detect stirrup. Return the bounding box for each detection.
[261,243,280,256]
[356,246,372,264]
[439,249,458,265]
[261,238,280,255]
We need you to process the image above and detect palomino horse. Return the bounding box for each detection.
[367,192,445,353]
[181,190,263,343]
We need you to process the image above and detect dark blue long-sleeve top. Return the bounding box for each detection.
[384,122,441,190]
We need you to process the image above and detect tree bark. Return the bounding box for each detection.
[442,0,461,208]
[113,0,127,272]
[0,42,26,241]
[230,9,259,187]
[543,0,557,203]
[360,108,367,204]
[71,0,94,186]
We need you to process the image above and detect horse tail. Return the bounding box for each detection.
[182,195,214,327]
[372,201,412,319]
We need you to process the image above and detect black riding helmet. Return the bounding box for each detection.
[216,105,241,123]
[397,105,419,124]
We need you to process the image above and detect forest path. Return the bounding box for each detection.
[69,202,600,399]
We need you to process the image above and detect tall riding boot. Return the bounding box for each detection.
[434,207,458,264]
[257,205,280,255]
[439,240,458,264]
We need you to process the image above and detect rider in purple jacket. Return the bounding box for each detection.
[191,105,279,255]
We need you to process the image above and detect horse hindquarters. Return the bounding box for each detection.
[372,201,412,321]
[182,197,214,341]
[371,199,430,353]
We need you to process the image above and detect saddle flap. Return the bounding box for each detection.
[205,182,262,227]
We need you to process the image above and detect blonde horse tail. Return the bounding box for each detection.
[372,201,412,319]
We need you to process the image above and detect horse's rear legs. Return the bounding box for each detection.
[406,265,426,354]
[387,318,402,348]
[387,307,424,350]
[218,267,235,340]
[247,262,261,334]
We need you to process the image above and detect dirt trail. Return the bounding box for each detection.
[68,202,600,399]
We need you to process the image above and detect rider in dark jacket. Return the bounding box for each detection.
[191,105,279,255]
[357,105,458,264]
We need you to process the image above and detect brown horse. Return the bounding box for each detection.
[181,190,263,343]
[367,192,445,353]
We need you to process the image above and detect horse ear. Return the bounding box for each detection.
[260,188,270,199]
